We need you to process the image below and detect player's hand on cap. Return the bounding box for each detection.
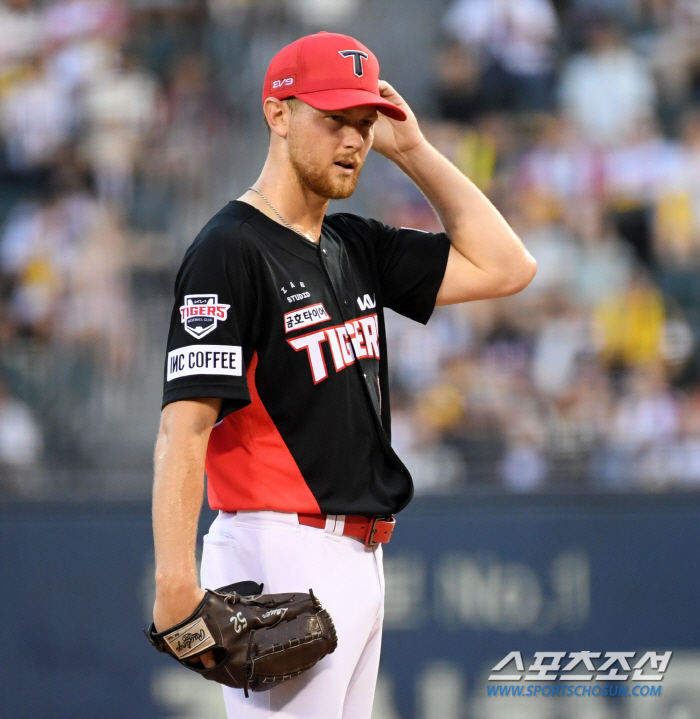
[372,80,424,161]
[153,586,217,669]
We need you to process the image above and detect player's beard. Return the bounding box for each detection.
[288,139,363,200]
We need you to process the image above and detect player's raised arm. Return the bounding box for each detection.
[152,397,222,668]
[371,81,537,305]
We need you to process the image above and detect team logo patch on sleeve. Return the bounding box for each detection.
[284,303,330,333]
[180,294,230,339]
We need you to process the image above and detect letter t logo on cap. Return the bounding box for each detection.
[338,50,369,77]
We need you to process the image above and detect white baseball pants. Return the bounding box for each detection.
[200,510,385,719]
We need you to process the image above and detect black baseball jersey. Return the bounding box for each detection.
[162,201,451,516]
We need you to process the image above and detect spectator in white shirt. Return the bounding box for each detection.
[0,55,74,168]
[560,16,656,147]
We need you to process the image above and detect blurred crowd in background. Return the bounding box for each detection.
[1,0,700,496]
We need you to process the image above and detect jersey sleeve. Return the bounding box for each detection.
[162,221,256,414]
[375,223,451,323]
[333,214,451,324]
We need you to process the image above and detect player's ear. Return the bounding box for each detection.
[264,97,290,139]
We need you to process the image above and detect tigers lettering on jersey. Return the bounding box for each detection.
[288,313,379,383]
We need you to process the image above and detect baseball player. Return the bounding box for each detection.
[151,31,535,719]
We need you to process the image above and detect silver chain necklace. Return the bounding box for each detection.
[248,187,315,243]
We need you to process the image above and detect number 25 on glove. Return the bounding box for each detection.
[145,581,338,696]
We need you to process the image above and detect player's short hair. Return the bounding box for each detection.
[264,97,300,134]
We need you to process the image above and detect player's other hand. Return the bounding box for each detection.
[371,80,425,161]
[153,585,217,669]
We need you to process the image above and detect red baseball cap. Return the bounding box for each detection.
[263,32,407,122]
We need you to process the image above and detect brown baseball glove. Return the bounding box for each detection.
[145,581,337,696]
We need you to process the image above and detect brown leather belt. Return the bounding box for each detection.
[297,513,395,547]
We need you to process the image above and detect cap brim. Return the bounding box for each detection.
[294,88,407,122]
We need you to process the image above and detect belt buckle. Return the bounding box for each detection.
[365,514,395,547]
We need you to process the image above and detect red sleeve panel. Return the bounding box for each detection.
[206,352,322,513]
